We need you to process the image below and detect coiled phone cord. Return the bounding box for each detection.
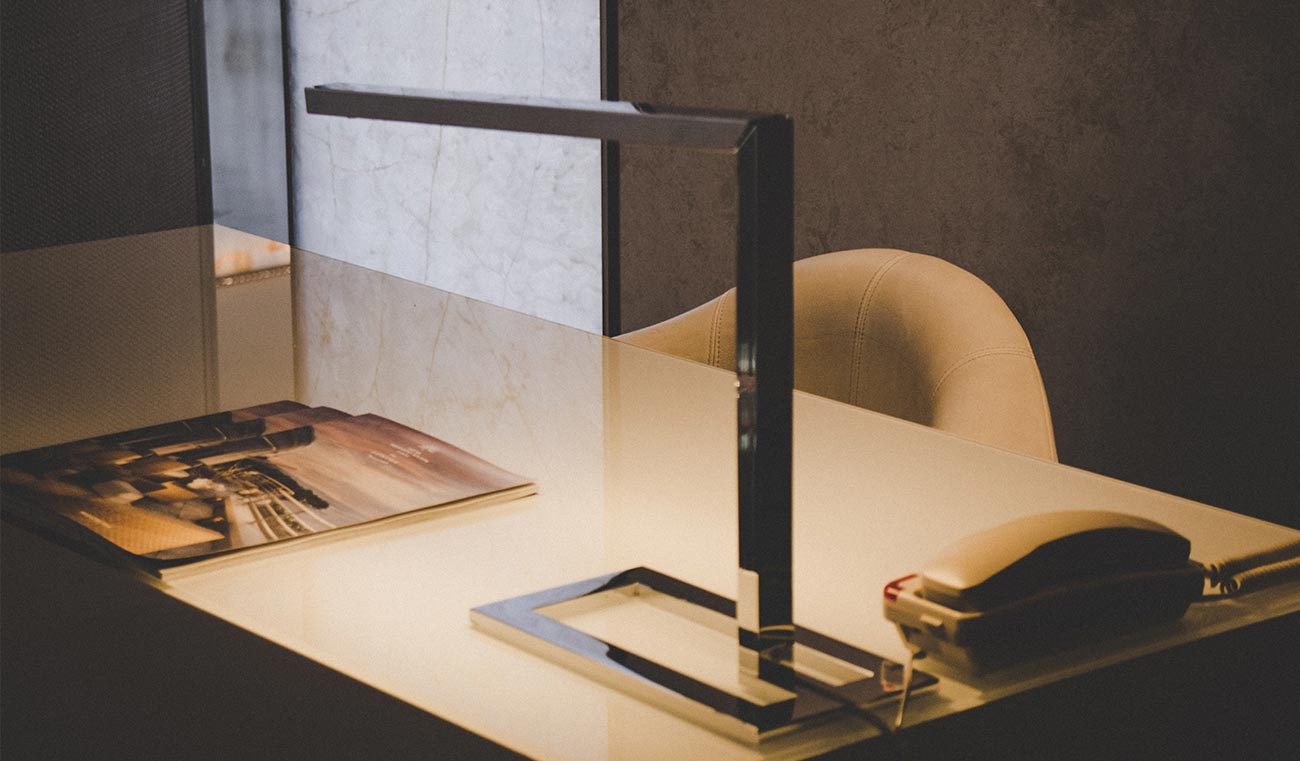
[893,649,924,731]
[1218,555,1300,595]
[1200,537,1300,596]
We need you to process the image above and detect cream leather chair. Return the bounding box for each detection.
[619,248,1058,461]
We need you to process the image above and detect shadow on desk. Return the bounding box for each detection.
[0,524,525,761]
[826,612,1300,761]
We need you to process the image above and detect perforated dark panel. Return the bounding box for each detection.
[1,0,203,252]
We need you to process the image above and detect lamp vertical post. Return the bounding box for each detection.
[735,116,795,677]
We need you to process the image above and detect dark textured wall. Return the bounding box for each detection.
[618,0,1299,526]
[1,0,204,252]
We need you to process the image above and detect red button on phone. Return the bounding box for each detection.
[884,574,917,602]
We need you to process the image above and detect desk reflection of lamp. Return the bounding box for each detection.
[306,85,926,742]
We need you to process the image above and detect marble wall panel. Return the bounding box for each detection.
[287,0,602,333]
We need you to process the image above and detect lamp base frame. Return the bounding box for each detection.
[470,567,935,743]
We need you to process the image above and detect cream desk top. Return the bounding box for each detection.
[3,228,1298,760]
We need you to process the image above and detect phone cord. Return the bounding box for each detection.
[893,649,924,731]
[1201,537,1300,595]
[1219,556,1300,596]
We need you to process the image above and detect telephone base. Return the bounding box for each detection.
[884,564,1203,673]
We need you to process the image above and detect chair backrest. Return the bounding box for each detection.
[618,248,1058,460]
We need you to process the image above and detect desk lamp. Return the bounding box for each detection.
[306,85,924,742]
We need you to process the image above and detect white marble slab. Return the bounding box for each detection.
[287,0,602,332]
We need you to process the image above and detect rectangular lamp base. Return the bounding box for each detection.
[470,567,935,743]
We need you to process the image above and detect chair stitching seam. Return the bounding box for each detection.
[1032,364,1057,459]
[849,252,913,406]
[709,292,727,367]
[929,346,1034,404]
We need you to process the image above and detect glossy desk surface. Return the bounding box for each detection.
[3,228,1298,760]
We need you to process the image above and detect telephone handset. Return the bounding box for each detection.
[918,510,1195,611]
[883,510,1204,673]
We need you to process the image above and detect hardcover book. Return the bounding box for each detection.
[0,402,535,577]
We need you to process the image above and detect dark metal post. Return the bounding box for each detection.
[734,117,795,674]
[600,0,621,336]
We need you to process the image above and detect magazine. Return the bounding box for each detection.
[0,402,535,576]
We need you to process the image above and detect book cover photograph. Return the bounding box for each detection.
[0,402,534,570]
